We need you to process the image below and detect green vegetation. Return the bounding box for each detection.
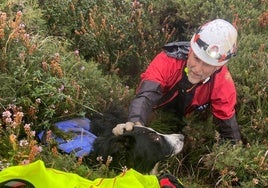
[0,0,267,187]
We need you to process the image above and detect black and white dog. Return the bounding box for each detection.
[39,105,184,174]
[87,107,184,174]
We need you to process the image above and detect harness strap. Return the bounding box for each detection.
[157,67,200,115]
[158,67,222,116]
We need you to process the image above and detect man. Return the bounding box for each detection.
[113,19,241,143]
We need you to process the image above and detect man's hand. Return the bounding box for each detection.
[112,122,142,136]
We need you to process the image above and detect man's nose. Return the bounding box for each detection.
[192,60,205,73]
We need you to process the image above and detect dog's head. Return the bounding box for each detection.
[91,126,184,173]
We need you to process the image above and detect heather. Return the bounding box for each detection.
[0,0,267,187]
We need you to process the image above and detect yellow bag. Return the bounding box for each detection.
[0,160,160,188]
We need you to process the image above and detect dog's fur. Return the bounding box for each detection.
[87,106,184,173]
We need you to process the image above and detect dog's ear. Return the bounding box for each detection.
[112,134,136,151]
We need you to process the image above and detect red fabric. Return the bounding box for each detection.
[139,51,236,120]
[159,178,176,188]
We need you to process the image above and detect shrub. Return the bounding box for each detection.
[0,9,132,123]
[0,9,132,169]
[230,33,268,143]
[202,143,268,187]
[39,0,186,86]
[0,0,268,187]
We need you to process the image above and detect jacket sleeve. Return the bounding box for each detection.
[213,114,241,142]
[212,66,241,141]
[128,80,162,125]
[211,66,241,142]
[127,50,185,125]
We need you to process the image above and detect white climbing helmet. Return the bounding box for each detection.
[190,19,237,66]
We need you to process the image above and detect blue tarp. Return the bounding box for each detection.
[39,118,97,157]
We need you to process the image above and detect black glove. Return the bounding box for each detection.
[158,174,184,188]
[213,115,241,143]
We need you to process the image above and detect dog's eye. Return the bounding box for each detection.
[149,133,161,142]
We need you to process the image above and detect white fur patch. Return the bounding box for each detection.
[141,126,184,155]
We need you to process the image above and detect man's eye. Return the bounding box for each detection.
[193,55,199,59]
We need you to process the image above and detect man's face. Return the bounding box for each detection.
[187,50,220,84]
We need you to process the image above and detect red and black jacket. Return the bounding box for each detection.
[128,42,241,141]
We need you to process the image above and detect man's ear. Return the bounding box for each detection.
[189,47,193,54]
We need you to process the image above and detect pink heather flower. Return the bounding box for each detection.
[5,117,12,124]
[17,11,22,16]
[54,53,60,57]
[122,166,128,173]
[35,98,41,104]
[37,146,43,153]
[24,33,29,38]
[10,122,18,129]
[96,156,103,162]
[24,124,31,131]
[74,50,79,55]
[2,111,12,118]
[19,139,29,147]
[19,52,25,59]
[42,61,48,71]
[19,23,25,28]
[107,156,113,162]
[7,104,16,110]
[58,84,65,92]
[30,131,36,137]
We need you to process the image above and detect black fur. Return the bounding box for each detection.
[87,106,184,173]
[90,126,176,173]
